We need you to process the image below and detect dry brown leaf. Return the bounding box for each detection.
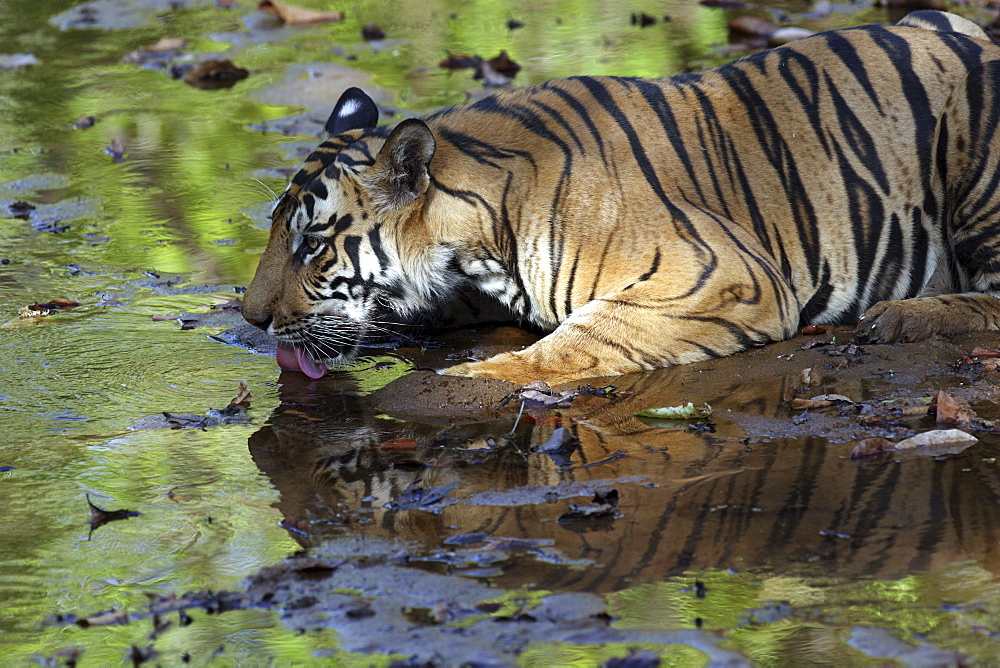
[931,390,974,426]
[30,298,80,310]
[373,438,418,450]
[850,437,894,459]
[790,393,852,410]
[799,367,821,386]
[229,380,251,409]
[258,0,344,25]
[801,324,826,335]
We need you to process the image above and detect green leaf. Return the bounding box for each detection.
[635,402,713,419]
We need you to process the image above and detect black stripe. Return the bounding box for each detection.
[776,46,833,158]
[333,213,354,235]
[799,261,834,323]
[368,225,389,272]
[541,80,608,163]
[825,31,885,116]
[718,64,822,283]
[437,127,538,171]
[627,78,707,205]
[824,70,890,194]
[575,76,717,298]
[343,235,362,277]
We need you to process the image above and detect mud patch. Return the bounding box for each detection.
[244,539,750,665]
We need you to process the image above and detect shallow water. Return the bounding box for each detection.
[3,0,1000,664]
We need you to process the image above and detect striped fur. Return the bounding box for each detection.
[243,11,1000,384]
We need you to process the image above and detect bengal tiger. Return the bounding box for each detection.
[242,10,1000,385]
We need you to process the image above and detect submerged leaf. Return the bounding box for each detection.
[181,59,249,90]
[850,437,894,459]
[373,438,418,450]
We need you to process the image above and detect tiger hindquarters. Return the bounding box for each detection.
[445,208,801,384]
[862,60,1000,343]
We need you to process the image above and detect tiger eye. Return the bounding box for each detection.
[304,235,322,251]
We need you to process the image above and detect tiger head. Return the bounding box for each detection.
[242,88,454,379]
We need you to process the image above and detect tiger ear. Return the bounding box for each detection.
[325,87,379,137]
[369,118,436,210]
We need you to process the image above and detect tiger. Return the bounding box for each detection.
[242,10,1000,385]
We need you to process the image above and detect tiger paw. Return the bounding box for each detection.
[859,295,1000,343]
[444,354,572,385]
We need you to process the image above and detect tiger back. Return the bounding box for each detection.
[242,11,1000,384]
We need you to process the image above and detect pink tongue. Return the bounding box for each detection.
[275,343,328,379]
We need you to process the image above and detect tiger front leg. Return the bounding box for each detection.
[860,294,1000,343]
[445,223,800,385]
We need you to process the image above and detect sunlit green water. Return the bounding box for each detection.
[3,0,1000,664]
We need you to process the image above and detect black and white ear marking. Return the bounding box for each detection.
[325,87,380,137]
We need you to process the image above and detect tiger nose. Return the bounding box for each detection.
[244,316,272,331]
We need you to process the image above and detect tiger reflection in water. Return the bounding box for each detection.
[248,361,1000,590]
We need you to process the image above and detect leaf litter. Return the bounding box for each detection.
[129,380,252,430]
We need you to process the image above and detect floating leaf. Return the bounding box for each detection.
[86,494,140,536]
[29,298,80,311]
[636,402,713,419]
[439,52,479,70]
[361,24,385,40]
[630,12,657,27]
[474,51,520,86]
[258,0,344,25]
[142,36,185,52]
[105,138,125,161]
[181,59,248,90]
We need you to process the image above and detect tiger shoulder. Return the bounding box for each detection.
[242,10,1000,384]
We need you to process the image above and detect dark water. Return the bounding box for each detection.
[2,0,1000,664]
